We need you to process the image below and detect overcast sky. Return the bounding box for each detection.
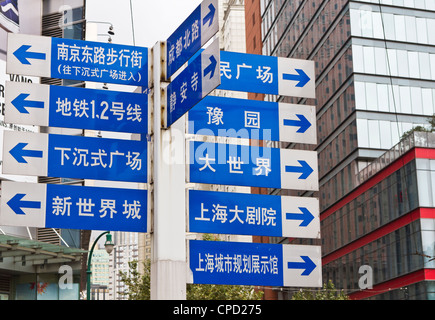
[85,0,203,47]
[85,0,203,242]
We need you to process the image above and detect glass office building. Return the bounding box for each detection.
[322,132,435,299]
[249,0,435,299]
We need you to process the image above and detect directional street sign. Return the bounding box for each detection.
[5,81,148,134]
[166,0,218,79]
[188,190,320,238]
[166,39,220,127]
[189,140,318,191]
[188,95,317,144]
[7,33,149,86]
[2,131,147,183]
[218,51,315,99]
[0,181,148,232]
[188,240,322,287]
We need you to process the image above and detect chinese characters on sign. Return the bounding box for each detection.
[0,181,148,233]
[195,248,280,276]
[189,141,319,191]
[189,240,283,286]
[188,240,322,287]
[3,33,149,235]
[7,33,149,86]
[218,50,315,99]
[3,131,147,183]
[167,18,200,72]
[5,81,148,134]
[51,37,148,86]
[50,85,146,133]
[48,133,146,182]
[166,39,220,127]
[189,190,320,238]
[195,199,277,225]
[46,183,147,232]
[166,0,218,78]
[219,51,277,94]
[188,95,317,144]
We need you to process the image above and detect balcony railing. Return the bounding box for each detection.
[356,131,435,186]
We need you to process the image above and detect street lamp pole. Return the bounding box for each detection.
[86,231,114,300]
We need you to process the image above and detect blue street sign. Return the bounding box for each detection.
[7,33,149,86]
[188,95,317,144]
[5,81,148,134]
[188,140,318,191]
[166,0,218,79]
[188,240,322,287]
[188,190,320,238]
[3,131,147,183]
[1,181,148,233]
[166,39,220,127]
[218,51,315,99]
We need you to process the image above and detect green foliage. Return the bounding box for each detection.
[291,280,349,300]
[118,258,263,300]
[118,259,151,300]
[187,283,263,300]
[400,114,435,141]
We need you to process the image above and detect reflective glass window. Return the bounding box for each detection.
[416,18,428,44]
[374,47,387,75]
[405,16,417,43]
[408,51,420,78]
[377,84,389,112]
[395,15,406,42]
[419,52,431,80]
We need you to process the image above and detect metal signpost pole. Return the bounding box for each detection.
[150,41,186,300]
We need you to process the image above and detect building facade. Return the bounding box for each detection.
[0,0,87,300]
[108,231,139,300]
[324,132,435,299]
[246,0,435,299]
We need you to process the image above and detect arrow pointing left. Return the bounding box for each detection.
[7,193,41,215]
[9,142,43,164]
[13,44,46,65]
[11,93,44,114]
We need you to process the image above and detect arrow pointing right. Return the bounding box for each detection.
[282,69,310,87]
[13,45,46,65]
[286,207,314,227]
[7,193,41,216]
[283,114,311,133]
[11,93,45,114]
[203,3,216,27]
[9,142,43,164]
[285,160,313,180]
[287,255,316,276]
[203,55,217,79]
